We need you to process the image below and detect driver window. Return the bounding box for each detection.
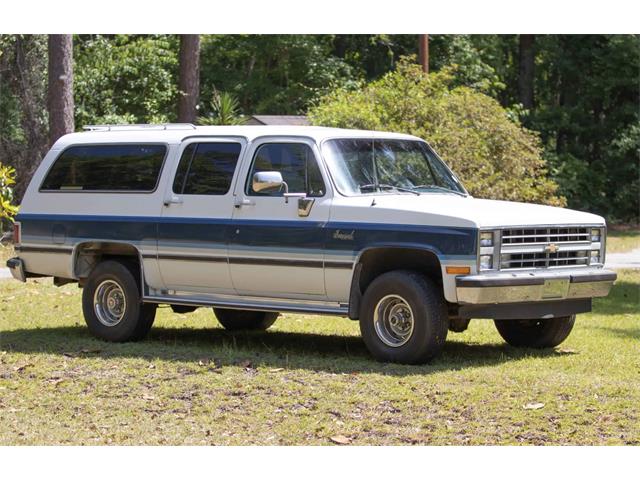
[246,143,325,197]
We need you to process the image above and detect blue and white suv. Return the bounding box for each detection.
[7,124,616,363]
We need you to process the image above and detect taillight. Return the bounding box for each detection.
[13,222,21,245]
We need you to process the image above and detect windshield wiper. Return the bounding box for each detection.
[359,183,421,195]
[411,184,467,196]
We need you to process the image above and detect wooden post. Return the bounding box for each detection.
[418,34,429,74]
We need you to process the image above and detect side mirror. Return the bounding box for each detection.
[252,171,286,194]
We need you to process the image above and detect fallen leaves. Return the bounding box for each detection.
[329,435,352,445]
[523,402,545,410]
[556,348,578,354]
[13,363,33,372]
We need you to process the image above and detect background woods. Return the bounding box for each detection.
[0,34,638,222]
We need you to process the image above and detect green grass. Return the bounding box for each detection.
[608,229,640,253]
[1,271,638,445]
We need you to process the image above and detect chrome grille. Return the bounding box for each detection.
[499,226,595,271]
[501,227,590,245]
[501,251,589,269]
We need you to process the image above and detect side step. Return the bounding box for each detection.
[143,292,349,316]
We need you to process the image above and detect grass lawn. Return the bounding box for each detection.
[0,270,638,445]
[608,229,640,253]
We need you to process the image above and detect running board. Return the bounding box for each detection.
[143,292,349,316]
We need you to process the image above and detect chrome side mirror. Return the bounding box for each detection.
[252,171,286,194]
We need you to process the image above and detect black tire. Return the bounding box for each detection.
[494,315,576,348]
[213,308,279,331]
[82,260,156,342]
[359,270,448,364]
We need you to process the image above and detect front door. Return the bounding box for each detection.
[157,138,245,294]
[229,138,331,298]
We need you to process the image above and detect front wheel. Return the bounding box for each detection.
[213,309,279,331]
[494,315,576,348]
[359,270,448,364]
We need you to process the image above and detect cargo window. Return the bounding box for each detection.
[246,143,325,197]
[173,142,241,196]
[41,144,166,192]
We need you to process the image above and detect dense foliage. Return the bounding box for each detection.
[0,34,637,221]
[0,162,18,228]
[74,35,179,126]
[199,35,358,116]
[309,61,564,206]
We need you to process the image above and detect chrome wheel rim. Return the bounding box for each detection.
[94,280,126,327]
[373,294,415,347]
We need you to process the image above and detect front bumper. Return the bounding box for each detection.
[6,257,26,283]
[456,268,616,305]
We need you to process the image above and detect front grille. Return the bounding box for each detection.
[501,251,589,269]
[499,226,595,271]
[501,227,589,245]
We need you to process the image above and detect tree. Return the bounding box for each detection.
[518,34,535,110]
[73,35,178,126]
[199,35,357,115]
[0,35,48,200]
[309,59,564,207]
[177,34,200,123]
[47,34,74,145]
[418,34,429,73]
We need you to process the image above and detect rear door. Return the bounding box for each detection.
[229,137,332,298]
[157,138,245,294]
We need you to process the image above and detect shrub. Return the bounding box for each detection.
[309,60,565,206]
[0,162,18,228]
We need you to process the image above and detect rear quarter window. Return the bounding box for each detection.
[40,144,167,192]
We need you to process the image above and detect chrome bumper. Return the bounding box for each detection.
[456,268,616,304]
[6,257,26,282]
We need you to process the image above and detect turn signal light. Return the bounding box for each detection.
[446,266,471,275]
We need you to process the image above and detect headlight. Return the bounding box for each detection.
[480,231,494,247]
[479,255,493,270]
[591,228,602,243]
[590,250,601,264]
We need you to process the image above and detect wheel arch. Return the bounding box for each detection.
[348,245,444,319]
[71,241,145,285]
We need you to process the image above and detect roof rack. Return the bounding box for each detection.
[83,123,197,132]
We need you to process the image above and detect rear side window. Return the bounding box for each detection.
[172,142,241,195]
[41,144,166,192]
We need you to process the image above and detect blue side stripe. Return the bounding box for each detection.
[17,213,478,258]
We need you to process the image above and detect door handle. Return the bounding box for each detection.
[163,194,183,207]
[234,198,255,208]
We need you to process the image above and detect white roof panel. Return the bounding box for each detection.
[51,125,421,149]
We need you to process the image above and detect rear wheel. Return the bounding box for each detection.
[359,270,448,364]
[213,308,279,331]
[494,315,575,348]
[82,260,156,342]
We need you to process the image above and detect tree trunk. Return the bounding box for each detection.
[418,34,429,74]
[47,34,74,146]
[178,34,201,124]
[518,34,535,110]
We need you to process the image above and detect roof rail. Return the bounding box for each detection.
[83,123,197,132]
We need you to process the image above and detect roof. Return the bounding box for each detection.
[246,115,310,126]
[52,125,421,149]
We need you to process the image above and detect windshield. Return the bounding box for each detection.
[322,138,466,196]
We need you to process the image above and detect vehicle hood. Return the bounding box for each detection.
[363,194,606,228]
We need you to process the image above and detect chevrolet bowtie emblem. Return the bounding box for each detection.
[545,243,559,254]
